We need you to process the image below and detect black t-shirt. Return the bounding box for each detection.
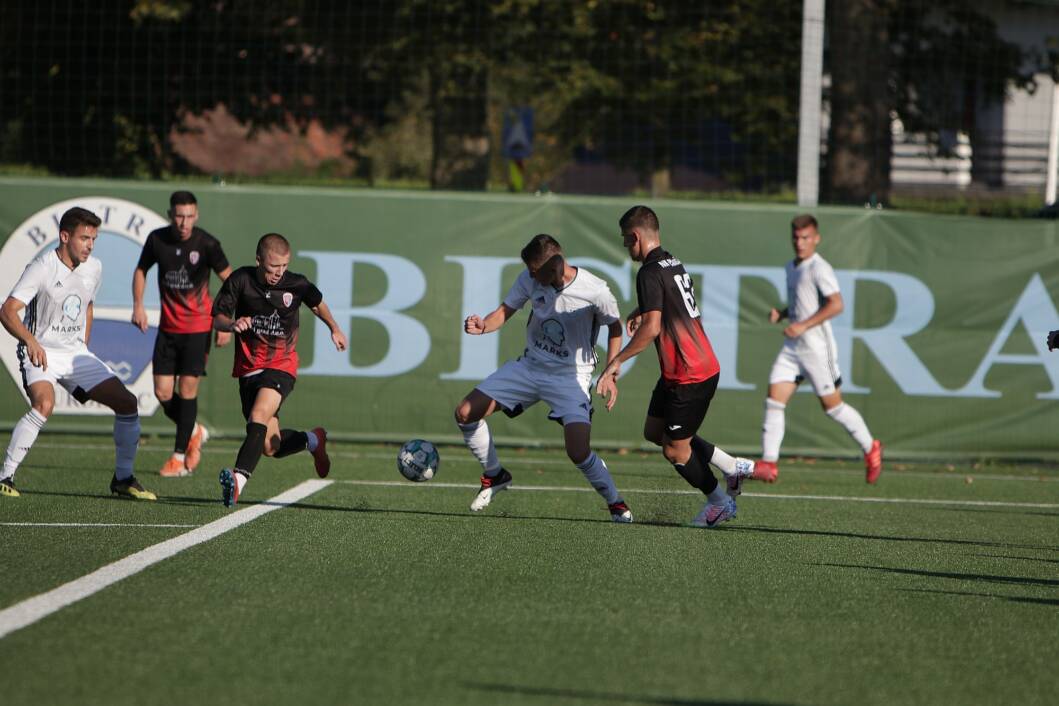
[636,247,720,385]
[136,226,229,334]
[211,266,323,378]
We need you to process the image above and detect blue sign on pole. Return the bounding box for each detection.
[502,107,534,160]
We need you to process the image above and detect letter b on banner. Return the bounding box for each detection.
[299,251,430,377]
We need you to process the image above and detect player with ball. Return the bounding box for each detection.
[453,234,634,522]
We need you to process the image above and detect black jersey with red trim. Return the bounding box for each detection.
[636,247,720,385]
[211,266,323,378]
[136,226,229,334]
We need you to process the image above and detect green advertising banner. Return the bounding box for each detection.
[1,177,1058,459]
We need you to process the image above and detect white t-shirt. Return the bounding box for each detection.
[785,252,840,353]
[503,267,620,374]
[8,250,103,352]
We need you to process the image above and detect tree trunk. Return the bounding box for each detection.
[429,65,490,190]
[825,0,895,204]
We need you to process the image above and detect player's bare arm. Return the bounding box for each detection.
[214,267,235,346]
[594,321,625,411]
[464,304,517,335]
[131,267,150,332]
[0,296,47,370]
[596,310,662,411]
[625,307,642,336]
[310,301,348,351]
[784,293,842,339]
[85,302,94,345]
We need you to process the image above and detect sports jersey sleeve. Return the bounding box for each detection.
[212,270,241,317]
[815,259,840,298]
[594,284,621,325]
[207,236,230,274]
[8,258,46,305]
[135,234,157,272]
[502,270,533,311]
[635,266,665,313]
[301,280,323,309]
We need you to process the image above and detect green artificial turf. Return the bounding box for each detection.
[1,437,1057,706]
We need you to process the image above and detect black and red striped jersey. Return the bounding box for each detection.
[211,266,323,378]
[136,226,229,334]
[636,247,720,385]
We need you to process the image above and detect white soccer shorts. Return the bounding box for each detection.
[476,357,594,426]
[20,347,118,398]
[768,341,841,397]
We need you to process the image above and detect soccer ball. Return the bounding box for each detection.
[396,439,439,482]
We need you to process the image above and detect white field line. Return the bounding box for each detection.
[1,522,198,528]
[333,478,1059,510]
[0,479,332,641]
[30,442,1059,484]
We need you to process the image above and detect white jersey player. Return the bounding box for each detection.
[453,234,634,522]
[0,207,155,500]
[753,214,882,485]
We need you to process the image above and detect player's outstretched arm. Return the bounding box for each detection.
[311,301,348,351]
[596,311,662,409]
[784,294,842,339]
[0,297,47,370]
[131,268,150,332]
[465,304,517,336]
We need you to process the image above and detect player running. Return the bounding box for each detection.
[1,207,154,500]
[596,206,754,528]
[454,234,634,522]
[210,233,347,507]
[754,214,882,484]
[132,190,232,478]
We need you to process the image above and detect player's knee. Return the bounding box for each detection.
[111,390,138,416]
[661,442,684,465]
[566,444,591,466]
[454,401,477,426]
[33,398,54,418]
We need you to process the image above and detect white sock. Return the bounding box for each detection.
[235,470,249,492]
[172,452,186,462]
[306,430,319,453]
[826,403,873,453]
[457,420,501,475]
[762,398,786,462]
[707,484,728,505]
[708,447,736,475]
[113,413,140,481]
[575,452,620,504]
[3,409,47,480]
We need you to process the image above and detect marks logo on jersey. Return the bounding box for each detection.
[534,318,569,358]
[0,197,168,416]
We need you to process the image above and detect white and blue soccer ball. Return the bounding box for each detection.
[397,439,439,482]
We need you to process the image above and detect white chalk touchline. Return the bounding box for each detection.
[1,522,198,528]
[332,479,1059,510]
[0,479,332,641]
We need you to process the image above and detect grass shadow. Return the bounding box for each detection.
[818,562,1059,588]
[898,587,1059,607]
[462,682,792,706]
[728,525,1059,553]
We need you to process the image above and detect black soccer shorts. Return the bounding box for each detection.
[238,369,297,420]
[152,330,211,377]
[647,374,719,441]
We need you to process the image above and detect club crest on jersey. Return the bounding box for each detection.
[0,195,168,418]
[282,292,294,308]
[189,250,199,265]
[61,294,82,321]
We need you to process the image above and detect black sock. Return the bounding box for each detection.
[274,429,308,458]
[235,422,267,476]
[159,396,180,425]
[671,436,719,495]
[174,395,197,453]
